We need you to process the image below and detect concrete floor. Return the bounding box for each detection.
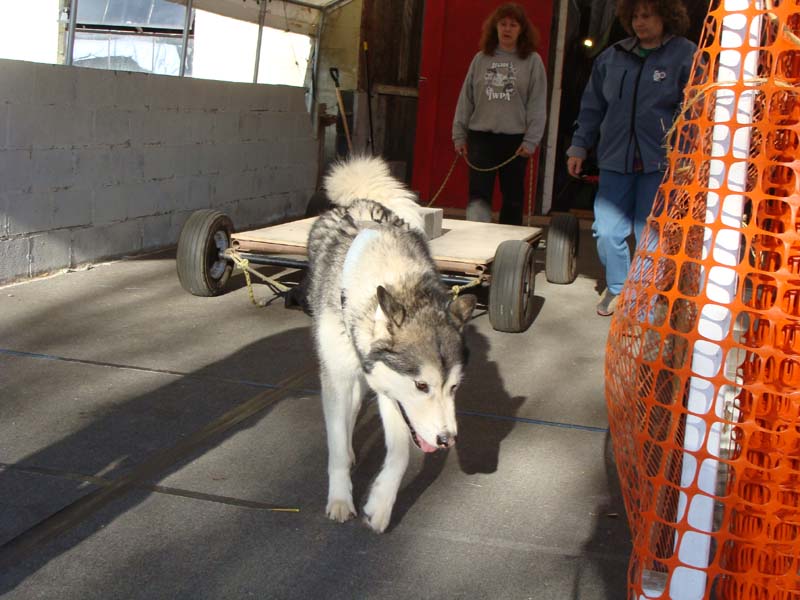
[0,223,632,599]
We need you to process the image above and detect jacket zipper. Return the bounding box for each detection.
[627,53,646,174]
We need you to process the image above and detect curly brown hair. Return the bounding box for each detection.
[479,3,540,59]
[616,0,690,37]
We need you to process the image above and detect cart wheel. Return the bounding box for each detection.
[488,240,536,333]
[305,190,331,217]
[176,209,234,296]
[545,212,579,284]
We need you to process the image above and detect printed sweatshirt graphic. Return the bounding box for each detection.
[452,49,547,152]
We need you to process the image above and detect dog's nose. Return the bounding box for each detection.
[436,433,456,448]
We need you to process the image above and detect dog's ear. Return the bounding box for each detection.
[376,285,406,328]
[449,294,477,329]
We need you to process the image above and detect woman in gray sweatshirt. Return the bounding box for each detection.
[452,3,548,225]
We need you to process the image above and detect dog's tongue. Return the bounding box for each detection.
[416,434,438,453]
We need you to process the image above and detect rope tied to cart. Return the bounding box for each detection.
[224,249,292,307]
[450,277,483,299]
[426,151,536,226]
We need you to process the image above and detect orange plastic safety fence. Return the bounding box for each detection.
[605,1,800,599]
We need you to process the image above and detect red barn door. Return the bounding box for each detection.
[411,1,553,213]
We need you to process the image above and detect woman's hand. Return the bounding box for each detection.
[516,145,533,158]
[454,142,467,155]
[567,156,584,178]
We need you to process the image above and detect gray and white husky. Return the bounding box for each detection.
[306,156,476,533]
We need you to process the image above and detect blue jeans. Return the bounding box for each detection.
[593,169,664,295]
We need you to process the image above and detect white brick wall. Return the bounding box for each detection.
[0,59,318,285]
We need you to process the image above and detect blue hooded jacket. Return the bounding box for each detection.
[567,35,697,174]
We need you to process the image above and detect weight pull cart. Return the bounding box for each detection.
[176,209,579,333]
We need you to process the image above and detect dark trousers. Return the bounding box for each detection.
[466,129,527,225]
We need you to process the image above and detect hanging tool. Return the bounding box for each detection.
[329,67,353,155]
[363,41,375,155]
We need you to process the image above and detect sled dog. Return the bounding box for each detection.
[306,156,476,533]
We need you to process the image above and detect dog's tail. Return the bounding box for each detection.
[323,156,425,234]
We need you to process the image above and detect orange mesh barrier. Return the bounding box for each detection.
[605,1,800,598]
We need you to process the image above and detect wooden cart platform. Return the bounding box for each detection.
[232,217,542,276]
[176,209,578,332]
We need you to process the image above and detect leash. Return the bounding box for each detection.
[427,152,536,226]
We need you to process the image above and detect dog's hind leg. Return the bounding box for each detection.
[363,393,410,533]
[321,366,360,523]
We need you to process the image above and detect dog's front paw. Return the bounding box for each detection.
[326,498,356,523]
[363,493,393,533]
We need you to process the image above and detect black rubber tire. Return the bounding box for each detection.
[176,210,234,296]
[305,190,331,217]
[545,212,579,284]
[488,240,536,333]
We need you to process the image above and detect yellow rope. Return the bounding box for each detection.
[224,249,291,307]
[450,277,483,298]
[427,152,535,226]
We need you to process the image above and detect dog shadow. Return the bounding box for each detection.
[351,326,523,531]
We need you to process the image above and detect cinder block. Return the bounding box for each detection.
[0,104,7,150]
[214,112,239,142]
[7,189,53,234]
[72,220,142,266]
[213,171,255,203]
[238,111,261,142]
[30,229,71,276]
[75,148,116,188]
[151,177,188,214]
[76,66,116,108]
[93,108,131,146]
[417,207,443,239]
[146,74,182,110]
[0,236,30,284]
[34,64,77,106]
[111,146,145,184]
[112,71,151,110]
[185,144,218,176]
[287,88,308,114]
[92,185,128,224]
[258,86,290,112]
[189,111,216,145]
[0,59,35,105]
[141,213,178,250]
[52,187,92,229]
[143,145,186,181]
[233,193,288,229]
[52,106,93,148]
[31,148,76,190]
[184,176,211,211]
[200,80,229,111]
[0,150,33,193]
[0,190,6,235]
[7,104,54,150]
[177,78,208,111]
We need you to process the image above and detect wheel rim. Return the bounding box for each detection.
[520,247,535,317]
[207,229,230,281]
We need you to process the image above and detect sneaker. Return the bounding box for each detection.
[596,290,619,316]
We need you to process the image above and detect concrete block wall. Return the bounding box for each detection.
[0,58,318,285]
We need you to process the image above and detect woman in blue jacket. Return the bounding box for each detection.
[567,0,696,315]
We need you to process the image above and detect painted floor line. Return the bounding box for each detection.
[0,347,318,395]
[0,462,299,513]
[458,409,609,434]
[0,348,607,434]
[0,366,313,569]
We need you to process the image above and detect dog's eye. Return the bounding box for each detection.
[415,381,429,393]
[450,384,458,395]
